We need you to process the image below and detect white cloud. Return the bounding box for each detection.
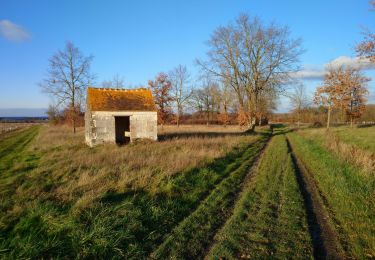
[293,56,375,81]
[291,66,325,81]
[0,20,30,42]
[326,56,375,70]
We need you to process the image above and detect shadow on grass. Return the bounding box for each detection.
[1,130,267,259]
[90,138,266,258]
[158,131,245,141]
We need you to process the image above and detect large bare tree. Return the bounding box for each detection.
[169,65,192,126]
[197,14,303,130]
[40,42,95,133]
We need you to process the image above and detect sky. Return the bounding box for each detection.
[1,0,375,115]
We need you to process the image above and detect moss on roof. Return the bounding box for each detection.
[87,87,156,112]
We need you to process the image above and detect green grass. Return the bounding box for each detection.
[287,132,375,259]
[1,124,373,259]
[151,134,269,259]
[332,126,375,153]
[0,126,267,259]
[207,135,313,259]
[0,126,40,175]
[0,126,41,210]
[301,126,375,154]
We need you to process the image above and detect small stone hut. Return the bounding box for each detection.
[85,87,157,147]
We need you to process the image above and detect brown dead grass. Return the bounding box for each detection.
[158,124,245,134]
[0,122,37,135]
[298,128,375,176]
[324,133,375,175]
[25,125,260,211]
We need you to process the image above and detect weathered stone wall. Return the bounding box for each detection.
[85,111,157,147]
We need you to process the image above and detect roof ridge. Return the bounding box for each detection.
[89,87,148,92]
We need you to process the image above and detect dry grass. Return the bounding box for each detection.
[0,124,266,258]
[324,133,375,175]
[158,124,245,134]
[298,128,375,175]
[25,125,259,211]
[0,122,37,135]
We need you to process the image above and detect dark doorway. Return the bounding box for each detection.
[115,116,130,144]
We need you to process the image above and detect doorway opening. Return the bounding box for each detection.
[115,116,130,144]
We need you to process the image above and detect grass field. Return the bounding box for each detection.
[0,124,374,259]
[297,126,375,174]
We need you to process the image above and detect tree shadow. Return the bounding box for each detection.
[92,138,266,258]
[158,131,248,141]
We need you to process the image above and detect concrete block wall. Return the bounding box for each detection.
[85,111,157,146]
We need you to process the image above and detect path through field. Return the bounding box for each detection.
[152,126,372,259]
[0,126,40,176]
[1,125,373,259]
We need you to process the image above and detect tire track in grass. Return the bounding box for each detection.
[150,134,271,260]
[206,135,313,259]
[0,126,40,175]
[202,135,273,257]
[286,137,346,259]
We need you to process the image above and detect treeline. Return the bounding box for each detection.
[273,104,375,126]
[40,13,374,132]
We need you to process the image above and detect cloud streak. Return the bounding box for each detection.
[293,56,375,80]
[0,20,30,42]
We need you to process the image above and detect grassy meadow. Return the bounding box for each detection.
[0,123,374,259]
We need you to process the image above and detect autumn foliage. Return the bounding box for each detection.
[314,66,369,128]
[217,112,230,126]
[148,73,174,125]
[236,107,249,127]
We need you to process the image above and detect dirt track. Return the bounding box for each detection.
[203,135,273,258]
[286,137,346,260]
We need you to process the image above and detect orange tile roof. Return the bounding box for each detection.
[87,87,156,112]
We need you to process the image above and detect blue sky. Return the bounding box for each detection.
[1,0,375,115]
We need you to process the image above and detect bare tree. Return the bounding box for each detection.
[190,78,220,125]
[169,65,192,126]
[218,80,236,126]
[197,14,303,130]
[287,83,309,128]
[102,74,125,88]
[40,42,95,133]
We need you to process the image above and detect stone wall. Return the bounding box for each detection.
[85,111,157,147]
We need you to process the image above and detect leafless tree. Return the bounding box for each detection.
[197,14,303,130]
[40,42,95,133]
[287,83,309,128]
[169,65,192,126]
[190,77,220,125]
[102,74,125,88]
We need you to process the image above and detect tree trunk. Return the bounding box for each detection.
[297,111,300,128]
[327,105,331,129]
[73,116,76,133]
[350,116,353,128]
[247,115,256,132]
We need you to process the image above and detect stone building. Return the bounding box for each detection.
[85,87,157,146]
